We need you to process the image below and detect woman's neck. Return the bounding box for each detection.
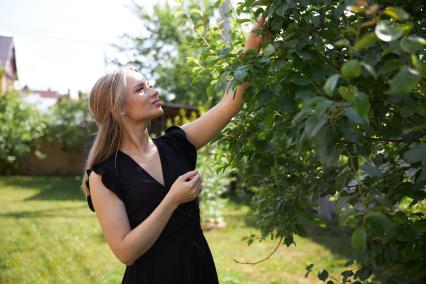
[120,123,153,155]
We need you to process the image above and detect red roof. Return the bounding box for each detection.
[34,90,59,98]
[20,85,59,98]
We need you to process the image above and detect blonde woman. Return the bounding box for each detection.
[81,17,269,284]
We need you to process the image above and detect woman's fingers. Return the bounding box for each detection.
[255,14,266,26]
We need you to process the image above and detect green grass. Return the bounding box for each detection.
[0,176,355,284]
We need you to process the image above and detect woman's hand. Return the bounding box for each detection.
[244,14,273,53]
[167,170,202,207]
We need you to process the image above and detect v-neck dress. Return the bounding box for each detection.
[85,125,219,284]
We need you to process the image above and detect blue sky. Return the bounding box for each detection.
[0,0,162,97]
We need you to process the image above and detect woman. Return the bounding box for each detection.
[81,16,270,284]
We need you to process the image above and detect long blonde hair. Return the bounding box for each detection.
[81,64,149,197]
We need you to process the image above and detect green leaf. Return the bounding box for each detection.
[338,85,357,101]
[379,59,403,74]
[351,91,370,122]
[189,8,203,17]
[304,115,328,138]
[412,54,426,75]
[318,270,329,281]
[345,107,365,124]
[323,74,340,96]
[361,62,377,79]
[355,267,372,281]
[34,150,47,160]
[375,20,404,42]
[354,32,378,51]
[351,226,367,252]
[341,60,362,78]
[412,221,426,233]
[289,77,311,85]
[275,2,292,17]
[284,235,295,246]
[318,144,341,169]
[360,163,383,176]
[400,36,426,54]
[367,212,395,233]
[335,195,354,211]
[263,44,275,56]
[174,11,184,18]
[292,108,313,126]
[334,39,350,47]
[403,143,426,163]
[383,7,410,21]
[305,263,314,278]
[236,18,252,24]
[244,0,256,8]
[341,270,355,282]
[216,47,230,57]
[233,65,249,81]
[385,66,420,96]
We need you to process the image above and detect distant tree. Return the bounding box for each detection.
[43,92,97,153]
[0,90,46,173]
[111,0,223,107]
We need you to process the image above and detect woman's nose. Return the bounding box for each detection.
[150,88,160,98]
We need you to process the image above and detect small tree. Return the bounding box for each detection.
[43,92,97,153]
[0,90,46,173]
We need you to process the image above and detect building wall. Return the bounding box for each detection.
[0,72,15,94]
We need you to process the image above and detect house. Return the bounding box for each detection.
[20,85,69,112]
[0,35,18,94]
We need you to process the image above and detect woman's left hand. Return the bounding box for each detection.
[244,14,273,53]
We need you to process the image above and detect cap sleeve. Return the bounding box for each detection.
[85,161,122,212]
[164,125,197,168]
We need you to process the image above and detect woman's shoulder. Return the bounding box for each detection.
[157,125,197,168]
[86,152,123,212]
[86,152,122,183]
[158,125,194,148]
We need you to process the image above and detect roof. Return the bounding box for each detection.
[20,86,60,99]
[0,35,18,80]
[0,35,14,68]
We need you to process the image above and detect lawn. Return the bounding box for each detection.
[0,176,357,284]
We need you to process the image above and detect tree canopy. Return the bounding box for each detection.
[177,0,426,282]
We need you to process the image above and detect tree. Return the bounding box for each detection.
[111,0,223,107]
[43,92,97,153]
[180,0,426,282]
[0,90,46,173]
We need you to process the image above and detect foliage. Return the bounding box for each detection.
[0,90,96,173]
[113,0,221,107]
[196,129,233,227]
[43,92,96,153]
[0,90,46,173]
[178,0,426,283]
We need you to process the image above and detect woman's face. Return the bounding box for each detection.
[123,70,163,122]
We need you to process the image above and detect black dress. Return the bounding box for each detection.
[85,125,219,284]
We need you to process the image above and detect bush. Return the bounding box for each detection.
[0,90,47,173]
[43,92,96,153]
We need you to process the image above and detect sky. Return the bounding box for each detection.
[0,0,162,98]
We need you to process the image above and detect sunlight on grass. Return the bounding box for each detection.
[0,176,353,284]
